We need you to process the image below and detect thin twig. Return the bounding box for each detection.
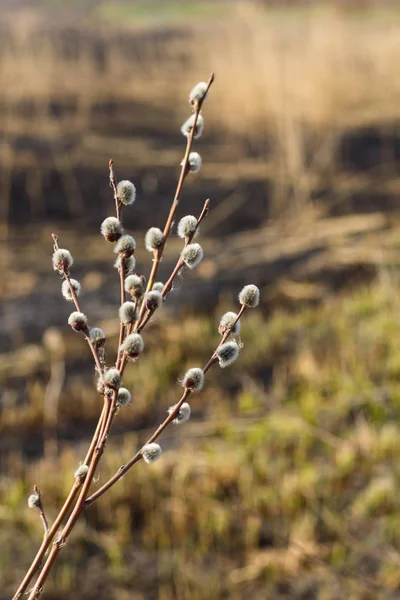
[109,159,121,222]
[19,75,217,599]
[138,73,214,323]
[203,305,246,373]
[85,388,192,507]
[85,307,242,507]
[137,199,210,332]
[116,257,126,369]
[33,486,49,536]
[12,482,79,600]
[52,234,104,378]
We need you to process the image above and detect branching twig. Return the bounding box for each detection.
[138,73,214,323]
[85,309,245,507]
[15,74,262,600]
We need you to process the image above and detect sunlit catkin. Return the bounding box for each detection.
[52,249,73,273]
[216,341,240,368]
[117,180,136,206]
[182,367,204,391]
[61,279,81,302]
[142,443,162,464]
[239,284,260,308]
[68,311,88,332]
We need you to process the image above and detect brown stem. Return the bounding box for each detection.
[86,398,108,464]
[115,257,126,369]
[137,199,210,333]
[85,303,243,509]
[33,486,49,536]
[27,387,122,599]
[52,234,104,378]
[13,396,109,599]
[203,305,246,373]
[29,297,244,595]
[13,481,79,600]
[138,73,214,323]
[85,388,192,507]
[20,77,216,598]
[109,159,122,222]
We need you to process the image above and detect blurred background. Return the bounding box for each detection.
[2,0,400,598]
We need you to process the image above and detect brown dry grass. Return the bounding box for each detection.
[1,4,400,232]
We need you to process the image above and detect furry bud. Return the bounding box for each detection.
[177,215,198,239]
[142,443,162,464]
[168,402,191,424]
[114,255,136,275]
[181,114,204,139]
[239,284,260,308]
[183,152,201,174]
[52,249,73,273]
[152,282,164,293]
[181,243,203,269]
[119,301,138,324]
[189,82,208,105]
[117,180,136,206]
[103,368,121,390]
[61,279,80,302]
[68,311,88,332]
[117,387,132,406]
[74,464,89,479]
[114,235,136,259]
[125,274,145,299]
[219,312,241,336]
[145,290,163,312]
[89,327,106,347]
[145,227,164,252]
[216,341,240,368]
[182,367,204,391]
[101,217,123,242]
[28,494,40,509]
[120,333,144,359]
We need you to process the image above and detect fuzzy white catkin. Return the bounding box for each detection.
[177,215,198,239]
[114,235,136,258]
[142,443,162,464]
[152,282,164,293]
[145,290,163,312]
[117,387,132,406]
[145,227,164,252]
[89,327,106,346]
[216,341,240,368]
[28,494,40,508]
[103,368,121,390]
[117,180,136,206]
[168,402,191,424]
[185,152,202,174]
[219,312,241,336]
[119,301,138,324]
[61,279,81,302]
[52,249,73,272]
[189,82,208,105]
[74,464,89,478]
[68,311,87,332]
[120,333,144,358]
[114,255,136,275]
[125,274,144,297]
[181,243,203,269]
[239,284,260,308]
[182,367,204,391]
[101,217,123,242]
[180,114,204,139]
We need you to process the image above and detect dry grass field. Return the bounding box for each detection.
[3,2,400,599]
